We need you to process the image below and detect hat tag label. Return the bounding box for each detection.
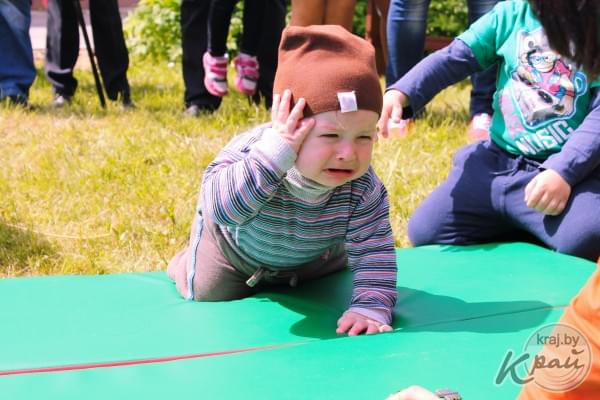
[337,91,358,113]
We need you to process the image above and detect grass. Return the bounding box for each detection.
[0,62,470,277]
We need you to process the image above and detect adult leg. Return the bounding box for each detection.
[45,0,79,98]
[467,0,499,118]
[385,0,430,86]
[290,0,325,26]
[408,142,516,246]
[89,0,130,101]
[180,0,222,111]
[251,0,285,109]
[0,0,35,102]
[324,0,357,31]
[505,167,600,262]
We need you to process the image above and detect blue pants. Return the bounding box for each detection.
[408,141,600,261]
[386,0,498,117]
[0,0,35,101]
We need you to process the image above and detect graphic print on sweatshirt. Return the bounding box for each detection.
[501,28,587,156]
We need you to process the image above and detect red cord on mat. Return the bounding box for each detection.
[0,342,303,377]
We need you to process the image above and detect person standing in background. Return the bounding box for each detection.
[181,0,285,116]
[45,0,133,108]
[180,0,222,116]
[386,0,500,139]
[202,0,266,98]
[0,0,35,106]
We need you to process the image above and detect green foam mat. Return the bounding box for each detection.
[0,243,595,399]
[0,309,571,399]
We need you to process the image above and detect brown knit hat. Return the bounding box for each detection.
[273,25,382,117]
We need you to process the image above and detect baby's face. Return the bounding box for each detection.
[295,109,378,187]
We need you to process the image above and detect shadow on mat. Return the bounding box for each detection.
[255,270,552,339]
[0,219,58,276]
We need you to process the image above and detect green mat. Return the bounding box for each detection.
[0,243,595,399]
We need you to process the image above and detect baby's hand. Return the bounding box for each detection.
[386,386,441,400]
[525,169,571,215]
[336,310,392,336]
[376,89,410,138]
[271,89,315,154]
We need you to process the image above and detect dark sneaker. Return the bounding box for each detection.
[184,104,201,117]
[119,91,135,109]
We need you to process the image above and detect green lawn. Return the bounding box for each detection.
[0,62,470,277]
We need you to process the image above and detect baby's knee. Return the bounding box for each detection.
[191,275,255,302]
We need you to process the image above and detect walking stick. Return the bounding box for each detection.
[72,0,106,108]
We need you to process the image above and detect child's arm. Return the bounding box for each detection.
[379,1,512,137]
[378,39,484,137]
[527,88,600,215]
[337,171,397,335]
[201,91,314,226]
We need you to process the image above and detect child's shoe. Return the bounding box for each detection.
[467,113,492,141]
[233,53,259,96]
[203,52,229,97]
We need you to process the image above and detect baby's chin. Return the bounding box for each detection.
[312,169,370,187]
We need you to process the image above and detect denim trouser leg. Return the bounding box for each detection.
[0,0,35,100]
[385,0,430,87]
[386,0,500,117]
[467,0,499,117]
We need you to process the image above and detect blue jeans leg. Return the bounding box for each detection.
[0,0,35,100]
[386,0,499,117]
[467,0,500,117]
[385,0,430,86]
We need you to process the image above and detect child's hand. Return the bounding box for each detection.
[525,169,572,215]
[271,89,315,154]
[336,310,392,336]
[386,386,441,400]
[376,89,410,138]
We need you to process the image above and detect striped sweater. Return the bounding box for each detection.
[200,124,397,324]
